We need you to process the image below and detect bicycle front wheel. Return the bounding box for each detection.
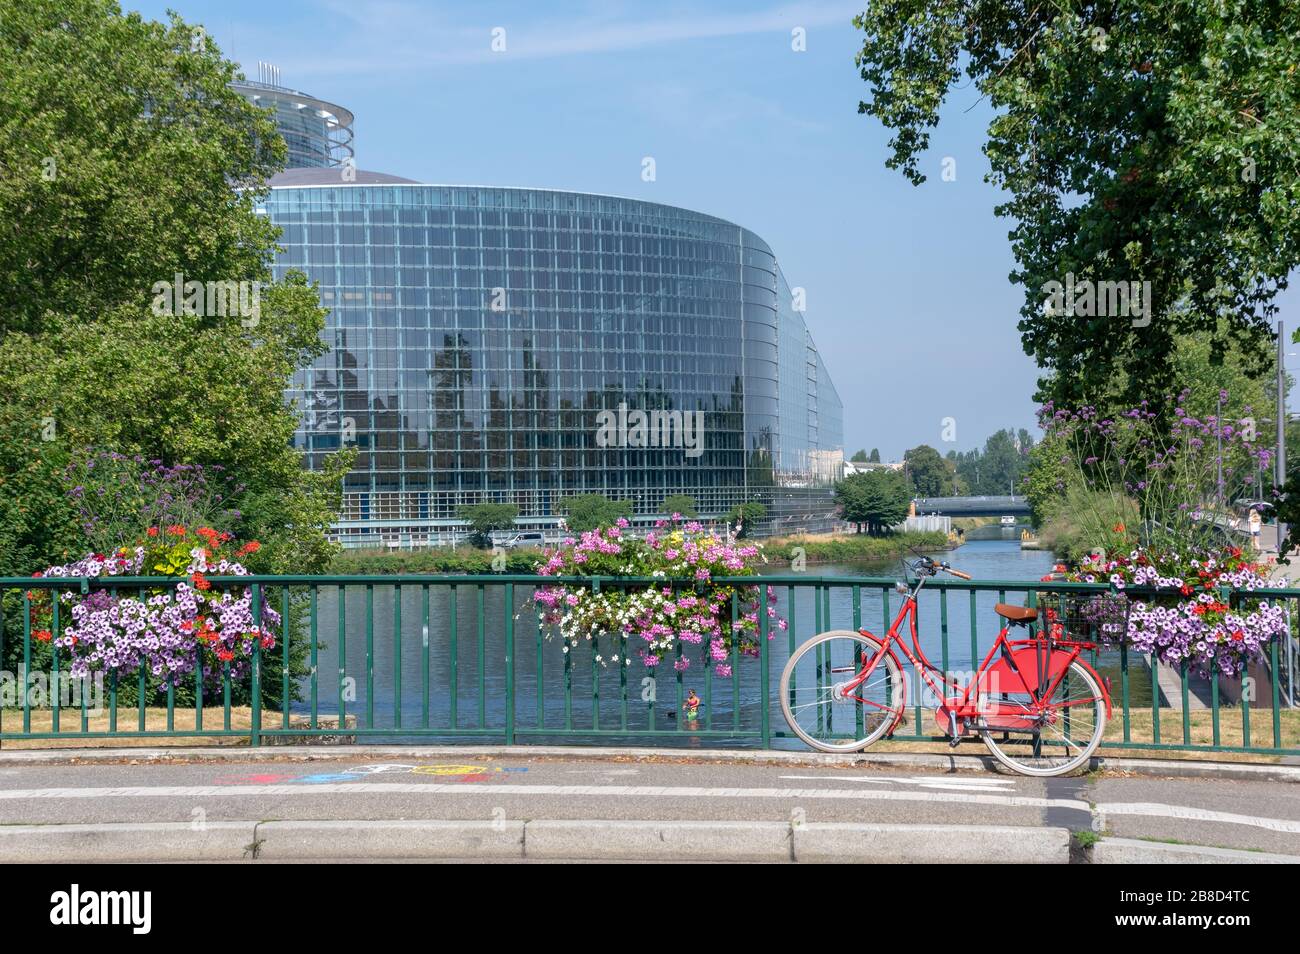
[779,630,904,752]
[979,658,1106,777]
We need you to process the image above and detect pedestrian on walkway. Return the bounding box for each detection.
[1249,508,1262,551]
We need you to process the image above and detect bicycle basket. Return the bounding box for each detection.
[1037,591,1130,646]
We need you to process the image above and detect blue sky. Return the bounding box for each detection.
[128,0,1300,460]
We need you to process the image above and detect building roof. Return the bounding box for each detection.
[268,167,418,187]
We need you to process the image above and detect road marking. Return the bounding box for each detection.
[1097,801,1300,835]
[779,775,1018,793]
[565,769,641,777]
[5,782,1297,834]
[0,782,1088,813]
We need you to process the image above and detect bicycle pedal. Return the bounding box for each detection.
[948,736,961,749]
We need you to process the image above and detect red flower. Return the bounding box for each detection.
[237,541,261,556]
[166,525,186,537]
[146,527,159,537]
[191,572,211,591]
[33,629,52,643]
[1180,584,1192,596]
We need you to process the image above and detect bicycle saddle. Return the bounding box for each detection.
[994,603,1037,624]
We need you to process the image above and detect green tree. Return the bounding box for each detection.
[457,503,520,547]
[853,1,1300,410]
[835,470,910,536]
[869,448,881,463]
[726,502,768,538]
[661,494,698,518]
[850,449,869,463]
[558,494,633,532]
[903,444,962,496]
[0,412,79,572]
[0,1,350,573]
[949,429,1034,496]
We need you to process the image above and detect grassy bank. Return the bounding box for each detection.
[762,530,951,567]
[330,547,546,575]
[330,530,950,575]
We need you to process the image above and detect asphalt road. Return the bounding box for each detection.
[2,754,1298,857]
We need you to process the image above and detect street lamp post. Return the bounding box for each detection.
[1278,319,1288,554]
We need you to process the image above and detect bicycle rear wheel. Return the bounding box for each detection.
[779,630,904,752]
[979,658,1105,777]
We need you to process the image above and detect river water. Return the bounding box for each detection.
[298,536,1056,746]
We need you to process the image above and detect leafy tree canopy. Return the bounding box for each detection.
[835,470,911,535]
[661,494,698,518]
[0,1,351,573]
[457,503,520,546]
[853,0,1300,410]
[558,494,633,532]
[903,444,964,496]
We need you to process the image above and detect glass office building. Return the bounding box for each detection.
[233,79,353,169]
[252,83,842,545]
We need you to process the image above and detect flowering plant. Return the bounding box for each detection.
[1056,546,1287,677]
[27,526,277,691]
[1039,392,1286,676]
[531,516,785,677]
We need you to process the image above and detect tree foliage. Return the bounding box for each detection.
[903,443,963,496]
[457,503,520,547]
[853,0,1300,409]
[726,501,768,537]
[947,429,1035,496]
[558,494,633,532]
[835,470,911,535]
[661,494,698,518]
[0,1,351,573]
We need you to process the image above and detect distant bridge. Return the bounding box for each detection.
[913,495,1032,517]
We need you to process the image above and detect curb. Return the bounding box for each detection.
[794,823,1069,864]
[0,819,1074,863]
[1091,837,1300,865]
[1,744,1297,783]
[0,821,257,863]
[255,819,525,860]
[525,820,793,862]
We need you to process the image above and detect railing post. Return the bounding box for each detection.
[760,584,771,748]
[504,581,515,745]
[250,582,262,747]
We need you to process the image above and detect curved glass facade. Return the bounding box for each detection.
[260,178,842,542]
[233,81,354,169]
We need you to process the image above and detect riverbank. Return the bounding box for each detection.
[330,530,952,574]
[330,547,544,574]
[762,530,951,566]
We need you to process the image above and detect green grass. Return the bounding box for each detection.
[329,546,545,574]
[764,531,951,567]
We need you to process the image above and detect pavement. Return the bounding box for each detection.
[1,747,1298,862]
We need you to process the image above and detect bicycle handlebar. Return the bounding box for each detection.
[909,556,972,580]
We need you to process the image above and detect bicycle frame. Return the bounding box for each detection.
[845,572,1109,735]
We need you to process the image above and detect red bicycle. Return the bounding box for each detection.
[778,556,1112,776]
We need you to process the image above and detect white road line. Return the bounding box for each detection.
[1098,801,1300,835]
[779,774,1018,793]
[6,782,1298,833]
[0,782,1088,812]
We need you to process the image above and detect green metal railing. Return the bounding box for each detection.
[1,573,1297,758]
